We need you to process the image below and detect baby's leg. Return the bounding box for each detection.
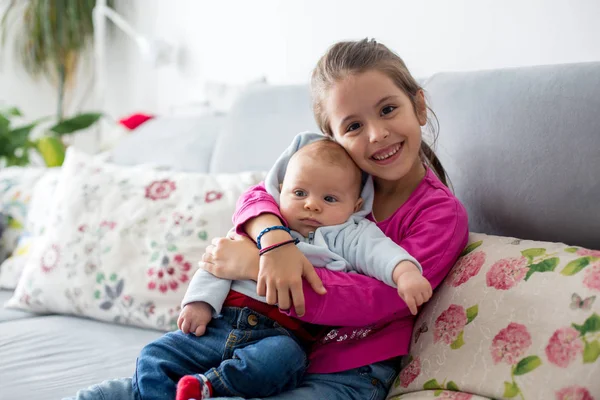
[206,334,307,397]
[177,308,307,399]
[134,314,234,400]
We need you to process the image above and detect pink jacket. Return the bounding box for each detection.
[233,169,469,374]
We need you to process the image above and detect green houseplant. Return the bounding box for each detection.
[0,0,113,165]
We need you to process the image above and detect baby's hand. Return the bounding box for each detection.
[393,261,433,315]
[177,302,213,336]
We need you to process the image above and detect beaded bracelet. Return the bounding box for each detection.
[256,225,292,250]
[259,238,300,256]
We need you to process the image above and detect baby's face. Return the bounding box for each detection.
[280,155,362,237]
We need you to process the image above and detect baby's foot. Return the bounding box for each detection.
[176,374,213,400]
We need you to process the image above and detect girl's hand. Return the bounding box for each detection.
[199,233,259,281]
[393,261,433,315]
[257,232,326,317]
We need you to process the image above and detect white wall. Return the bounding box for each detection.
[2,0,600,128]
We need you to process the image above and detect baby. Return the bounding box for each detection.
[135,132,432,400]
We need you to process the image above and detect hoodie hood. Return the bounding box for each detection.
[264,132,374,219]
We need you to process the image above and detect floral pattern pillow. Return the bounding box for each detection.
[0,167,48,262]
[387,233,600,400]
[7,148,266,331]
[0,169,61,289]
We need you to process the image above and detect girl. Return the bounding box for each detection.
[65,38,468,400]
[199,38,469,400]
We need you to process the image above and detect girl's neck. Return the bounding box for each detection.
[372,158,426,220]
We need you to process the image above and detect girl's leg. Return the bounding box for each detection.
[211,359,398,400]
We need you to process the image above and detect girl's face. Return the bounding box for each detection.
[325,70,427,184]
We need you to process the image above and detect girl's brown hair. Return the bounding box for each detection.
[310,38,448,186]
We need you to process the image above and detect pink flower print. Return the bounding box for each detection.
[434,304,467,345]
[78,224,87,233]
[440,392,473,400]
[145,180,176,201]
[40,244,60,273]
[205,191,223,203]
[486,256,528,290]
[545,327,583,368]
[147,254,192,293]
[100,220,117,230]
[490,322,532,365]
[576,248,600,258]
[447,251,486,287]
[398,357,421,388]
[555,386,595,400]
[583,262,600,292]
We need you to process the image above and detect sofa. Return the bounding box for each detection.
[0,61,599,400]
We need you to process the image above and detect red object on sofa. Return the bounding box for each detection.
[119,113,154,130]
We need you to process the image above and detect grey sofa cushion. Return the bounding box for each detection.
[426,62,600,249]
[209,85,319,173]
[111,114,225,172]
[0,289,35,322]
[0,315,163,400]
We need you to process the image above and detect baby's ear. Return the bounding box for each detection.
[354,198,364,212]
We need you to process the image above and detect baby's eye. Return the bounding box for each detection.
[346,122,361,132]
[381,105,396,116]
[324,196,337,203]
[294,190,306,197]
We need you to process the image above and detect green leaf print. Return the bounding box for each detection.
[513,355,542,375]
[561,257,594,276]
[446,381,460,391]
[524,257,559,281]
[466,305,479,324]
[167,244,178,252]
[564,247,579,253]
[94,290,101,299]
[582,313,600,335]
[198,231,208,241]
[460,241,482,257]
[150,252,160,262]
[423,379,442,390]
[450,331,465,349]
[521,248,546,262]
[110,273,118,282]
[583,340,600,363]
[503,381,520,398]
[96,272,105,283]
[434,389,444,396]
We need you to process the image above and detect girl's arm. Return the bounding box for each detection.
[232,183,326,317]
[283,197,469,326]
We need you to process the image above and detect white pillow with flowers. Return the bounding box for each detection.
[7,148,265,331]
[387,233,600,400]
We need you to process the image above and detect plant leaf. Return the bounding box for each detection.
[49,112,102,135]
[513,355,542,375]
[35,136,66,167]
[466,305,479,324]
[561,257,594,276]
[503,381,520,398]
[564,247,579,253]
[583,340,600,363]
[423,379,441,390]
[521,248,546,262]
[446,381,460,391]
[524,257,559,281]
[434,389,443,396]
[460,241,482,257]
[5,107,22,117]
[450,331,465,349]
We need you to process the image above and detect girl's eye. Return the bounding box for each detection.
[294,190,306,197]
[381,105,396,116]
[324,196,337,203]
[346,122,361,133]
